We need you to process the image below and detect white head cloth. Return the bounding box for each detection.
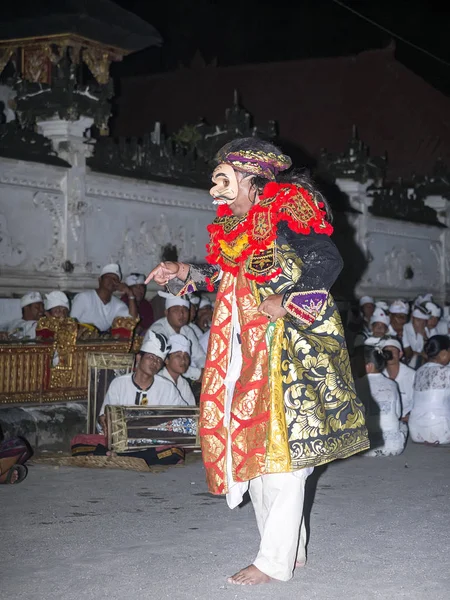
[380,337,403,352]
[370,308,390,327]
[389,300,409,315]
[188,294,200,306]
[359,296,374,306]
[100,263,122,280]
[412,307,430,320]
[414,293,433,307]
[363,336,383,347]
[125,274,145,286]
[199,297,213,309]
[425,301,441,318]
[141,330,170,360]
[375,301,389,312]
[168,334,192,356]
[21,291,43,308]
[45,291,70,311]
[158,291,190,310]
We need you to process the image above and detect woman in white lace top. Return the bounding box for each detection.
[355,344,406,457]
[409,335,450,445]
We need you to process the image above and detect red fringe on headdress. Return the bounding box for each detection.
[205,183,333,278]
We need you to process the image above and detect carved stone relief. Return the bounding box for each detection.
[32,192,65,272]
[0,212,26,266]
[117,214,198,274]
[373,245,440,289]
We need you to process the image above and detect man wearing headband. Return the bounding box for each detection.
[188,296,213,339]
[98,331,180,432]
[8,291,45,340]
[188,293,200,325]
[353,307,391,349]
[45,291,70,318]
[146,137,368,585]
[146,292,206,382]
[388,300,410,340]
[121,273,154,333]
[160,334,196,406]
[354,341,406,458]
[403,306,431,369]
[425,301,448,337]
[380,337,415,420]
[346,296,375,353]
[71,264,138,333]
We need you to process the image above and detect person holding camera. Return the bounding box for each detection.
[355,342,407,457]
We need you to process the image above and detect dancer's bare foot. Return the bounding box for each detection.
[227,564,271,585]
[295,559,306,568]
[9,469,19,484]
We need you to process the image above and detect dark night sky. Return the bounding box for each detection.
[113,0,450,96]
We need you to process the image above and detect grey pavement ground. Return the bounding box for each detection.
[1,441,449,600]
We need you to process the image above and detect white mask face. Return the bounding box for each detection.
[210,164,239,205]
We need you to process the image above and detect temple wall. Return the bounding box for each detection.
[0,158,448,302]
[0,157,214,296]
[337,179,448,303]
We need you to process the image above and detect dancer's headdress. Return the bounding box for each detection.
[214,138,292,181]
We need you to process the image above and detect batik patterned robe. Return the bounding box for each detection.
[168,182,369,494]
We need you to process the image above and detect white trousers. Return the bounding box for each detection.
[249,470,309,581]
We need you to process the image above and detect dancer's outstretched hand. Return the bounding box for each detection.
[145,261,180,286]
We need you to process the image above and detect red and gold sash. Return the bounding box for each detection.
[200,267,271,494]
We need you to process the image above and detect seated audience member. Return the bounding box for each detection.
[360,296,375,326]
[354,343,406,457]
[356,296,375,336]
[425,301,448,337]
[98,331,179,431]
[353,307,390,348]
[8,292,45,340]
[381,338,415,420]
[188,294,200,325]
[148,292,206,382]
[408,335,450,446]
[121,273,154,334]
[403,305,430,369]
[45,291,70,318]
[160,334,196,406]
[71,264,137,332]
[189,296,213,339]
[199,328,210,354]
[347,296,373,353]
[388,300,409,340]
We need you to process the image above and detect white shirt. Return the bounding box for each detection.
[71,290,130,332]
[402,321,425,353]
[159,367,196,406]
[355,373,401,432]
[7,318,38,340]
[426,321,449,337]
[383,362,415,417]
[99,372,182,415]
[199,329,210,354]
[188,322,204,340]
[148,317,206,381]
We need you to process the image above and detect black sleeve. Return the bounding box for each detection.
[166,263,221,295]
[277,221,343,325]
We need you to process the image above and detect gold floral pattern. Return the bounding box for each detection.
[267,243,369,468]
